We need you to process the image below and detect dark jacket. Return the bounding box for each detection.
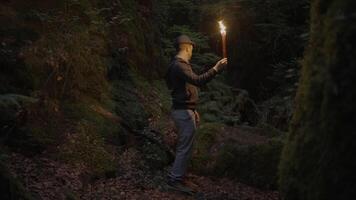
[166,57,218,110]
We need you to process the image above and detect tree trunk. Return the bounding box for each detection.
[278,0,356,199]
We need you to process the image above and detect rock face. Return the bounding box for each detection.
[0,94,37,140]
[279,0,356,199]
[0,94,37,122]
[191,123,284,189]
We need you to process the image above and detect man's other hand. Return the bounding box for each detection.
[194,110,200,127]
[213,58,228,73]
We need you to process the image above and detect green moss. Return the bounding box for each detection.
[279,0,356,199]
[151,80,172,113]
[63,100,119,138]
[130,73,168,117]
[140,141,170,170]
[58,122,116,175]
[192,123,284,189]
[191,122,223,173]
[24,28,110,102]
[28,126,57,147]
[119,0,161,78]
[110,68,171,132]
[215,138,283,189]
[112,79,149,130]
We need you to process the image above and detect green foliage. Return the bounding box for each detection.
[199,0,309,100]
[112,79,149,130]
[4,1,114,153]
[258,95,294,131]
[191,53,220,70]
[168,25,210,50]
[117,0,162,78]
[162,24,218,67]
[59,122,116,174]
[140,140,170,170]
[257,59,301,131]
[155,0,197,27]
[24,30,109,102]
[191,123,222,172]
[269,59,301,96]
[4,0,111,105]
[150,80,172,114]
[199,78,259,126]
[128,72,171,119]
[0,0,124,168]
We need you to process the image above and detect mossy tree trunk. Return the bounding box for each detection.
[279,0,356,199]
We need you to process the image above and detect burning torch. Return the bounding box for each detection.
[218,20,227,58]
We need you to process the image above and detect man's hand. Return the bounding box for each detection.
[213,58,228,73]
[194,110,200,127]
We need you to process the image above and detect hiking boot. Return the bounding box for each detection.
[182,179,199,191]
[167,179,195,194]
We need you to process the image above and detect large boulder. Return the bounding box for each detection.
[191,123,284,189]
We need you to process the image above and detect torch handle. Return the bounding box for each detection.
[222,33,227,58]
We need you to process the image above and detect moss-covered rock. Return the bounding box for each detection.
[0,94,37,125]
[58,122,116,175]
[192,123,283,189]
[63,101,120,139]
[191,123,222,172]
[112,80,149,130]
[214,137,283,189]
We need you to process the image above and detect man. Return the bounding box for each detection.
[165,35,227,192]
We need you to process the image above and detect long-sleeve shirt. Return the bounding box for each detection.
[166,57,218,110]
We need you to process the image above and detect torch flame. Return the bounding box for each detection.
[218,20,226,34]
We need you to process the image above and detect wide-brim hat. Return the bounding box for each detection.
[174,35,196,48]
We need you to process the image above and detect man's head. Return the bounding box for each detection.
[174,35,195,60]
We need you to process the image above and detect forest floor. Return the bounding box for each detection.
[5,116,279,200]
[6,152,279,200]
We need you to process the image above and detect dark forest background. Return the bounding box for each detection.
[1,0,355,199]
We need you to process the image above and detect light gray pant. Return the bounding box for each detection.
[168,109,197,182]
